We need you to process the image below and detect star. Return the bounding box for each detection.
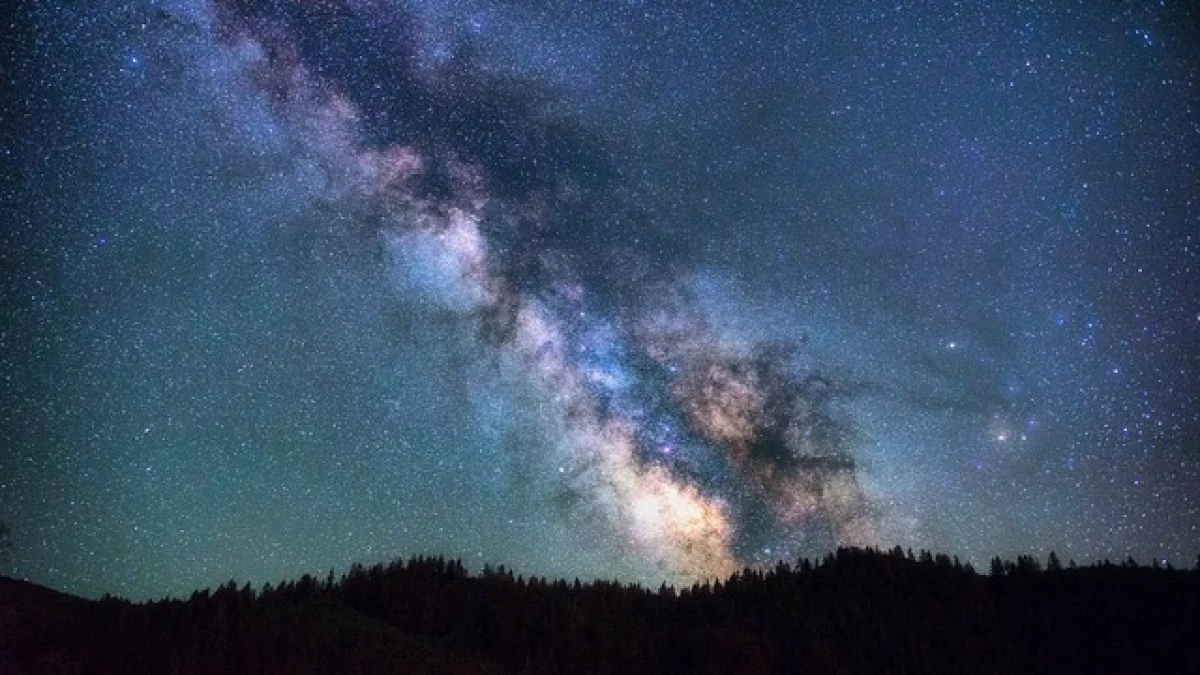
[2,0,1194,599]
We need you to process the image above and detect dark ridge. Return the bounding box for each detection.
[2,547,1198,674]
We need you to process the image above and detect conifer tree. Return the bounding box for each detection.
[990,556,1005,577]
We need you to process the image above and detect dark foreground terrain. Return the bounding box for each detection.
[2,547,1197,674]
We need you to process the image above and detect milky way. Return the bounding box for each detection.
[193,0,885,578]
[2,0,1197,598]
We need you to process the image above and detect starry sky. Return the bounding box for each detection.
[2,0,1197,600]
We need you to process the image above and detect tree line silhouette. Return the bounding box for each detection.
[2,546,1198,674]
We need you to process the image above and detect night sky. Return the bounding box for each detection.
[2,0,1197,600]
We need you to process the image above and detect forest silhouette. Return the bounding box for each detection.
[2,546,1198,674]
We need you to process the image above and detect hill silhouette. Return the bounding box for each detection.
[2,547,1197,674]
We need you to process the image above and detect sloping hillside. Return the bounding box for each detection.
[2,548,1198,674]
